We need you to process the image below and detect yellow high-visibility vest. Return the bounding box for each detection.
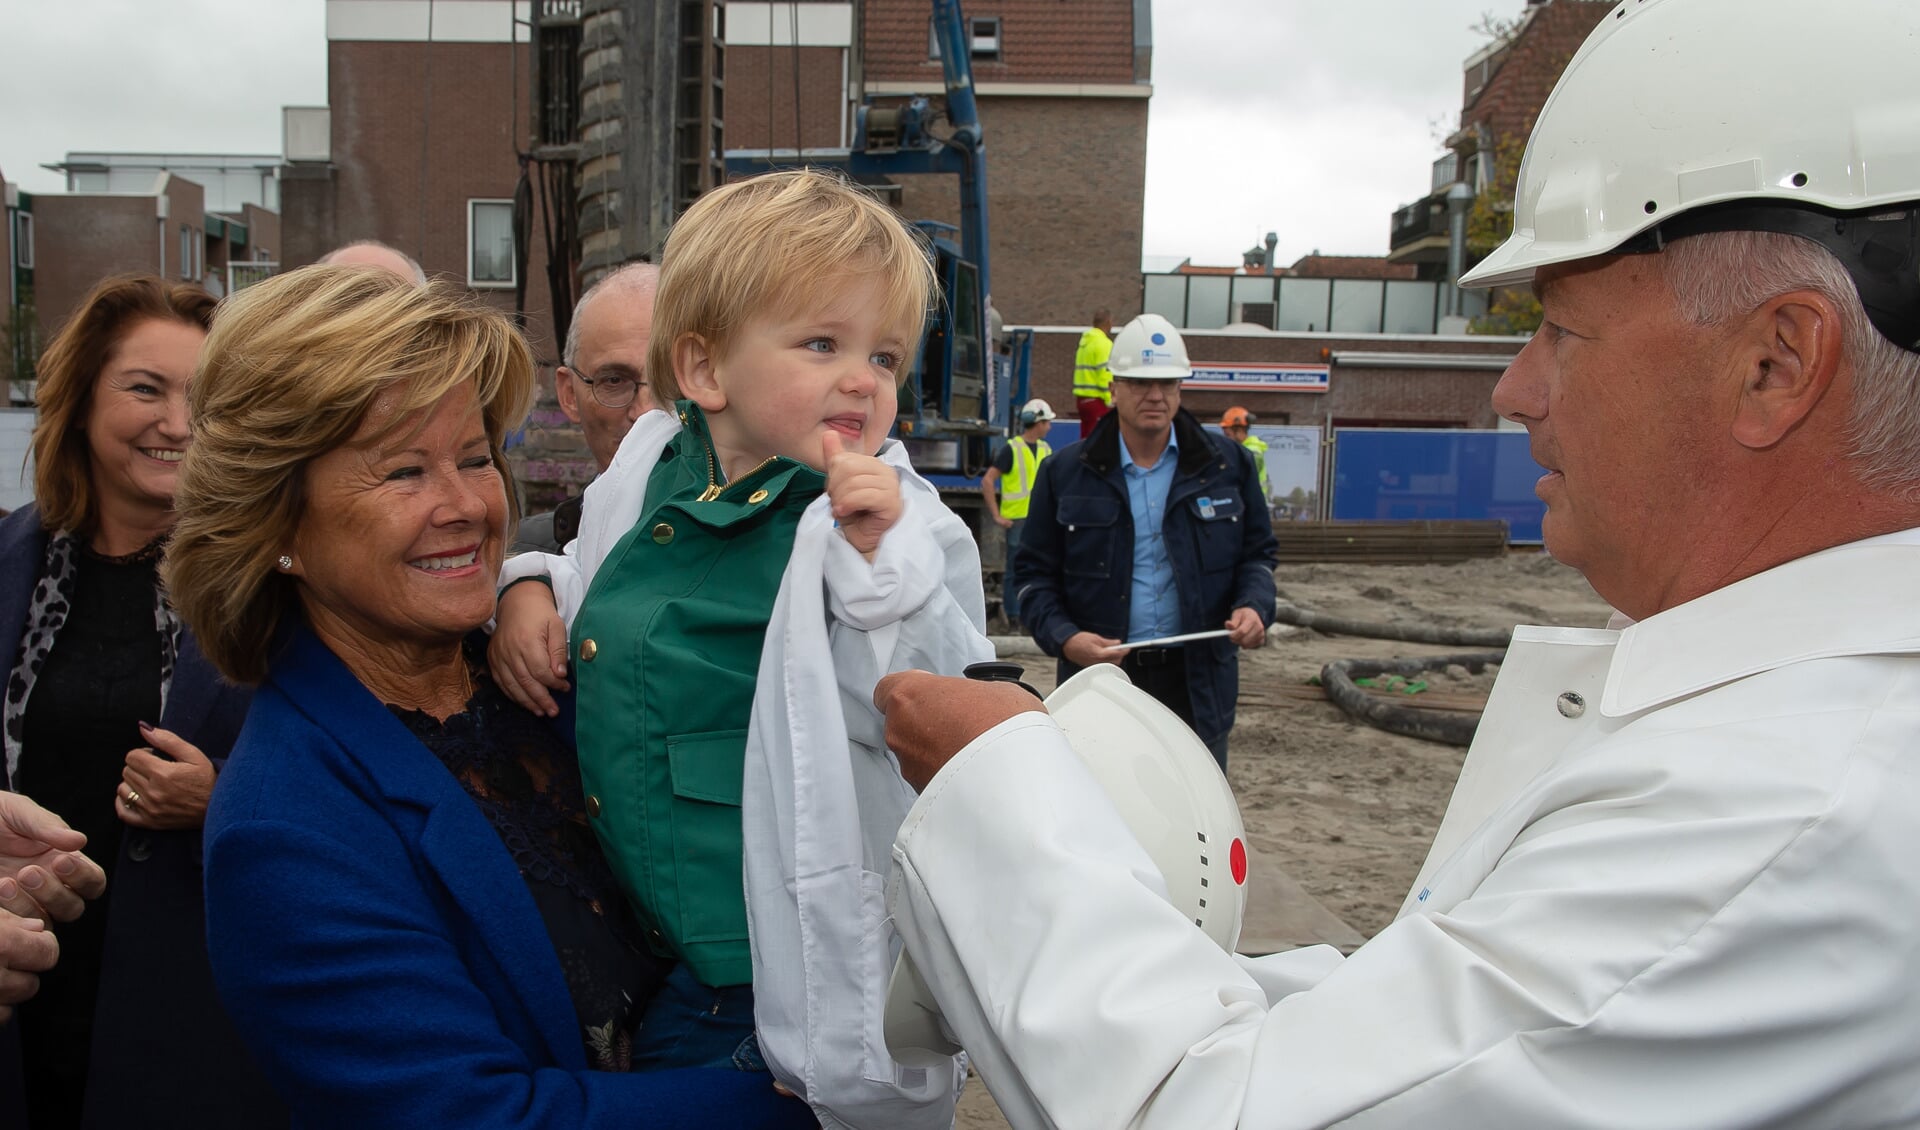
[1241,434,1270,498]
[1073,328,1113,404]
[999,438,1052,520]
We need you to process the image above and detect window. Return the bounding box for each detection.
[12,212,31,270]
[179,224,193,280]
[468,199,515,288]
[930,16,1001,60]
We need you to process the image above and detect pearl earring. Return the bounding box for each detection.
[277,555,294,571]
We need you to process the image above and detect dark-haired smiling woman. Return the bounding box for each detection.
[166,265,810,1128]
[0,274,283,1127]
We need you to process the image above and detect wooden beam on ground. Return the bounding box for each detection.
[1273,519,1510,565]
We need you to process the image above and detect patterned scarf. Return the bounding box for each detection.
[3,531,180,788]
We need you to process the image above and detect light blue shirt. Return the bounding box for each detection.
[1121,429,1180,641]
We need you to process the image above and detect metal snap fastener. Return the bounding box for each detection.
[127,837,152,863]
[748,489,769,504]
[1556,691,1586,718]
[586,795,602,818]
[580,638,598,662]
[651,522,674,544]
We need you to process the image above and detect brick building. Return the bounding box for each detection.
[1387,0,1612,278]
[281,2,556,357]
[29,173,210,344]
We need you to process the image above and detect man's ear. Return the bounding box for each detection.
[1730,289,1844,451]
[674,333,726,413]
[554,366,583,424]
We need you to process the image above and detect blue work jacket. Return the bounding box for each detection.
[1009,409,1278,745]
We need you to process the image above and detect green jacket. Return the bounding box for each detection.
[570,403,824,987]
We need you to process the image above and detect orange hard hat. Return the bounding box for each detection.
[1221,407,1255,428]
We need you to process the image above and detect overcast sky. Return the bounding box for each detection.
[0,0,1512,270]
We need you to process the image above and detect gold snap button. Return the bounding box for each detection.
[652,522,674,544]
[586,795,602,818]
[580,638,598,662]
[748,489,769,504]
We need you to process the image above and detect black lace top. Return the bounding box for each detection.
[389,636,666,1071]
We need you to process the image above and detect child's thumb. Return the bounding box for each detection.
[822,427,846,468]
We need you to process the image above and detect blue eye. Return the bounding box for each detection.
[803,338,834,354]
[871,351,904,370]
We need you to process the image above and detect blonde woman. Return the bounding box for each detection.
[166,266,808,1129]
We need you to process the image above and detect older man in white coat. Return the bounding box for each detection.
[873,0,1920,1125]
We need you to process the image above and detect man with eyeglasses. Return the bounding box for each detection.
[514,263,661,554]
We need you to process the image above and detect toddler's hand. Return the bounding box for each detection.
[490,581,569,717]
[824,430,902,559]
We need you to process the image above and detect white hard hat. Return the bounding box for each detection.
[884,663,1249,1066]
[1460,0,1920,348]
[1019,398,1056,423]
[1107,314,1192,380]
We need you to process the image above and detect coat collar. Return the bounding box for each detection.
[265,626,587,1068]
[1079,407,1223,480]
[1603,528,1920,716]
[0,506,48,650]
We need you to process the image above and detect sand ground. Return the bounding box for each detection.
[953,551,1614,1128]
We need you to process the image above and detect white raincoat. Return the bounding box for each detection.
[503,410,991,1128]
[889,529,1920,1128]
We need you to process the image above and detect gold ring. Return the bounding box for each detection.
[125,789,141,807]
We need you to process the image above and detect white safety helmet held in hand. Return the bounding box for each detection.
[884,664,1249,1066]
[1107,314,1192,380]
[1018,398,1056,425]
[1460,0,1920,351]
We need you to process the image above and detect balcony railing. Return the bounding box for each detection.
[1390,189,1452,253]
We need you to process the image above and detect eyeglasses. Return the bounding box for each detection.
[572,369,646,410]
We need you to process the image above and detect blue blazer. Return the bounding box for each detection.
[0,505,284,1129]
[203,626,811,1129]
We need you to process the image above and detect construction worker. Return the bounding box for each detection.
[1220,406,1270,500]
[1011,314,1276,769]
[876,0,1920,1123]
[980,398,1056,627]
[1071,309,1114,433]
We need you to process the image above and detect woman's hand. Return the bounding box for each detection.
[489,581,569,717]
[118,722,216,831]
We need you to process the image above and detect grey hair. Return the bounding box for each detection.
[563,262,661,369]
[317,239,428,286]
[1662,229,1920,499]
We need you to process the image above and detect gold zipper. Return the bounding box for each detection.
[685,407,782,501]
[696,441,778,503]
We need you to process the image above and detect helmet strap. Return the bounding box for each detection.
[1619,201,1920,353]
